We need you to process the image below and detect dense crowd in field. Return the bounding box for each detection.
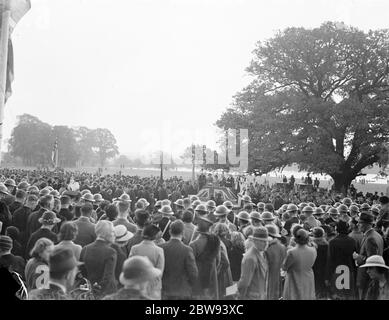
[0,168,389,300]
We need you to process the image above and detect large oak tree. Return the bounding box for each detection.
[217,22,389,193]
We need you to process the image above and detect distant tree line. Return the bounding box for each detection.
[7,114,119,168]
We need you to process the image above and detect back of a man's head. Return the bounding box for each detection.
[60,195,71,206]
[15,189,26,201]
[134,209,149,228]
[182,210,194,223]
[39,195,54,209]
[118,201,130,215]
[170,220,184,237]
[81,203,93,217]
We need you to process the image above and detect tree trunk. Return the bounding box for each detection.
[331,172,354,195]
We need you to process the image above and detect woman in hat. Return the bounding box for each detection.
[282,229,317,300]
[103,256,161,300]
[111,225,133,285]
[212,223,233,299]
[25,237,54,291]
[129,224,164,300]
[360,255,389,300]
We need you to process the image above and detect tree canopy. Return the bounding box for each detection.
[8,114,119,167]
[217,22,389,192]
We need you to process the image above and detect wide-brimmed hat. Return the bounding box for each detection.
[158,205,174,215]
[174,199,184,207]
[81,193,95,203]
[114,193,131,203]
[119,256,162,286]
[4,178,16,187]
[137,198,150,208]
[49,247,83,274]
[114,225,134,243]
[0,184,10,195]
[206,200,216,209]
[38,211,61,225]
[266,225,281,238]
[360,255,389,270]
[93,193,104,202]
[236,211,250,222]
[249,227,272,242]
[242,195,251,203]
[214,205,229,216]
[223,201,233,210]
[194,204,208,214]
[261,211,275,221]
[250,211,262,221]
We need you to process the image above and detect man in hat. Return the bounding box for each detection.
[73,203,97,248]
[265,225,286,300]
[376,196,389,231]
[103,256,161,300]
[0,235,25,276]
[80,220,117,299]
[26,211,60,257]
[157,205,175,242]
[29,247,82,300]
[173,199,185,220]
[113,201,137,234]
[354,211,384,299]
[8,189,26,216]
[360,255,389,300]
[238,227,270,300]
[212,205,233,231]
[124,210,150,256]
[160,220,198,300]
[12,194,38,256]
[26,195,55,240]
[129,224,164,300]
[190,214,220,300]
[236,211,251,237]
[57,195,73,223]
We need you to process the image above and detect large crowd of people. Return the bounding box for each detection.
[1,168,389,300]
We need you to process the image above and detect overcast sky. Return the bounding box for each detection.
[4,0,389,158]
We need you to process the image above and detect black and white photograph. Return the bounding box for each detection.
[0,0,389,307]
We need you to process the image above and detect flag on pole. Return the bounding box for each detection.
[1,0,31,103]
[52,138,58,167]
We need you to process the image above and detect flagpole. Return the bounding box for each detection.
[55,143,59,168]
[0,0,10,165]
